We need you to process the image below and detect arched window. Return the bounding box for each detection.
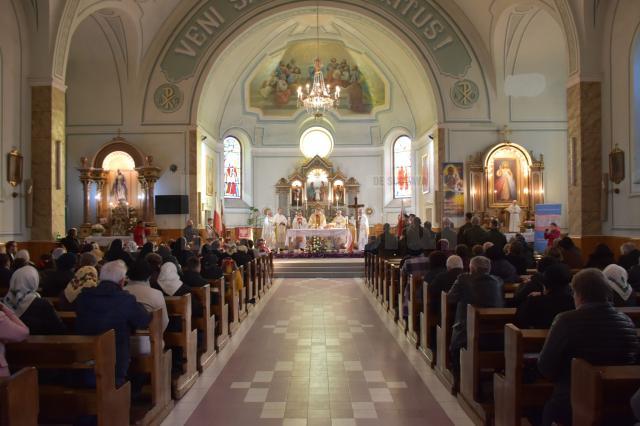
[393,136,412,199]
[224,136,242,199]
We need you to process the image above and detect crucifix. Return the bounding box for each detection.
[349,196,365,247]
[498,125,512,143]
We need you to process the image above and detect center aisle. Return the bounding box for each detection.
[163,278,471,426]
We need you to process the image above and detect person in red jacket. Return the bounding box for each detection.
[544,222,561,248]
[133,220,145,247]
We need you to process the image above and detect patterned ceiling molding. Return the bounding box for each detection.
[53,0,80,80]
[553,0,580,76]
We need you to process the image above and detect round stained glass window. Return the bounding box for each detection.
[300,127,334,158]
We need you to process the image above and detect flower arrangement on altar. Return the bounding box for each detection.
[307,236,327,254]
[91,224,105,236]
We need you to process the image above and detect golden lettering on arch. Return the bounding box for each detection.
[160,0,473,83]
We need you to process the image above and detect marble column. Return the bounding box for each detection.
[81,178,91,225]
[146,177,158,224]
[31,85,66,240]
[434,126,446,228]
[567,81,602,236]
[188,129,199,226]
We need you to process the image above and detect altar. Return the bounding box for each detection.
[285,228,353,250]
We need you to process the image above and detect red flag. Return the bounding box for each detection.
[397,201,406,237]
[214,197,223,236]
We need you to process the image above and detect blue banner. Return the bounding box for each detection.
[534,204,562,253]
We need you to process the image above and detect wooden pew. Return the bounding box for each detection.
[164,294,199,399]
[243,261,254,312]
[435,291,458,394]
[572,358,640,426]
[0,367,39,426]
[364,252,372,286]
[419,281,439,367]
[493,325,551,426]
[407,274,423,346]
[191,285,217,371]
[250,258,259,303]
[224,272,240,336]
[383,259,401,312]
[458,306,517,426]
[6,331,131,426]
[236,266,248,322]
[388,263,400,322]
[129,309,174,426]
[209,278,229,351]
[257,256,267,297]
[397,269,409,334]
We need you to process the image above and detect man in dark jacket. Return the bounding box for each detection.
[448,256,503,372]
[619,242,640,271]
[428,254,464,319]
[232,245,252,268]
[60,228,81,253]
[75,260,151,386]
[462,216,488,248]
[486,219,507,250]
[456,213,473,247]
[538,268,640,426]
[182,256,209,287]
[0,253,12,290]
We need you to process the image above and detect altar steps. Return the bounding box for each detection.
[274,258,364,278]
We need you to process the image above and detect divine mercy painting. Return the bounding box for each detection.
[493,158,517,202]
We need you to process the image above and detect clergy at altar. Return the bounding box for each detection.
[356,208,369,251]
[273,208,289,250]
[262,209,276,249]
[330,210,348,249]
[308,208,327,229]
[291,210,308,250]
[505,200,522,233]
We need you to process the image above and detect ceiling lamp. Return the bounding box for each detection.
[297,4,341,118]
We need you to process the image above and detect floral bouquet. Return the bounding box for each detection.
[91,224,105,236]
[307,236,326,254]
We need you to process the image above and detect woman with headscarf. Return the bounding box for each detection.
[58,266,99,310]
[157,262,203,317]
[90,242,104,262]
[3,266,66,335]
[585,243,615,270]
[41,252,77,297]
[104,239,133,267]
[603,264,637,307]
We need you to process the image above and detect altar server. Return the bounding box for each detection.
[357,208,370,251]
[291,210,308,250]
[262,209,276,249]
[273,208,289,250]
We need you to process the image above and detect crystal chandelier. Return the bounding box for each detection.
[297,5,341,118]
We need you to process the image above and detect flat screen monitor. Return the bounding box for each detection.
[155,195,189,215]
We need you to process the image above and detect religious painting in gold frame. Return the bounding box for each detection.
[206,155,214,196]
[7,149,23,187]
[485,143,532,208]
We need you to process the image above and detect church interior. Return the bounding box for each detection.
[2,0,640,425]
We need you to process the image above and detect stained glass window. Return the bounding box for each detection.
[224,136,242,199]
[393,136,412,199]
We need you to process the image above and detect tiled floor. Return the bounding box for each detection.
[162,278,473,426]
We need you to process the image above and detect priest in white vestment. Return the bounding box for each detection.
[356,208,369,251]
[273,208,289,250]
[262,210,276,249]
[291,210,308,250]
[308,208,327,229]
[330,210,349,249]
[505,200,522,233]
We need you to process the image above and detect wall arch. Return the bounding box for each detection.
[92,138,146,169]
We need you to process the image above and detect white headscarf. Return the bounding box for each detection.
[157,262,182,296]
[603,264,633,301]
[3,265,40,316]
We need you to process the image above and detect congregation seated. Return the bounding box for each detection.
[486,219,507,250]
[425,251,447,284]
[124,259,169,333]
[447,255,504,372]
[436,239,449,252]
[0,253,12,290]
[157,261,203,319]
[376,223,398,257]
[157,244,181,272]
[603,264,637,307]
[104,238,134,267]
[459,216,488,248]
[139,242,155,260]
[182,256,208,288]
[3,264,66,335]
[58,265,99,311]
[75,260,151,386]
[4,241,17,269]
[363,236,378,254]
[515,263,575,329]
[619,242,640,271]
[0,301,29,378]
[537,268,640,426]
[232,245,252,268]
[12,250,32,270]
[40,252,76,297]
[256,239,270,255]
[513,256,558,306]
[427,255,464,318]
[486,245,520,283]
[558,236,583,269]
[245,240,257,260]
[456,212,473,246]
[454,244,471,271]
[585,243,615,270]
[172,237,194,267]
[200,246,223,280]
[60,227,81,253]
[505,240,528,275]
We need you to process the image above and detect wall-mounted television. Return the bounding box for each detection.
[155,195,189,215]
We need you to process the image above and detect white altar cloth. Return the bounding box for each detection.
[286,228,352,249]
[85,235,134,247]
